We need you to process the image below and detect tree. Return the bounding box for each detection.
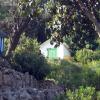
[76,0,100,37]
[1,0,45,57]
[0,0,99,57]
[13,35,51,80]
[57,0,100,37]
[46,1,98,54]
[45,0,99,55]
[1,0,54,57]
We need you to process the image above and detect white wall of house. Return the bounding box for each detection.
[40,40,55,57]
[63,44,70,57]
[40,39,70,59]
[57,44,64,59]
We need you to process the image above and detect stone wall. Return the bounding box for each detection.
[0,58,63,100]
[0,67,37,89]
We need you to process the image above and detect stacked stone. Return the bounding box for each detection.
[0,67,38,89]
[0,57,64,100]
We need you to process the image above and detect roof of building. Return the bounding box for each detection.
[40,39,70,49]
[40,39,51,47]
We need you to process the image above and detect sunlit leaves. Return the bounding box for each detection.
[18,0,44,17]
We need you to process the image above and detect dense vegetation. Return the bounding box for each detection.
[11,35,51,80]
[0,0,100,99]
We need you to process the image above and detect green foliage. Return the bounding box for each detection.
[47,60,100,90]
[97,91,100,100]
[48,60,82,89]
[15,35,40,54]
[75,48,94,64]
[55,87,100,100]
[96,38,100,50]
[66,87,96,100]
[46,0,99,54]
[88,50,100,61]
[47,0,99,55]
[12,35,51,80]
[54,93,66,100]
[18,0,44,17]
[87,60,100,75]
[75,48,100,64]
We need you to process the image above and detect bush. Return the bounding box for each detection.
[75,48,94,64]
[47,60,100,90]
[66,86,96,100]
[12,35,51,80]
[75,48,100,64]
[88,50,100,61]
[87,60,100,75]
[97,91,100,100]
[48,60,83,89]
[96,38,100,50]
[55,87,100,100]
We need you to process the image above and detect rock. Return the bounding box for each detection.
[19,89,32,100]
[0,57,11,68]
[0,57,63,100]
[0,71,2,86]
[37,91,45,100]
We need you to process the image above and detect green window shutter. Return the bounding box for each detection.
[48,48,57,59]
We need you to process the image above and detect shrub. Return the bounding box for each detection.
[47,60,100,90]
[85,60,100,90]
[55,87,100,100]
[14,52,51,80]
[75,48,100,64]
[87,60,100,75]
[66,86,96,100]
[96,38,100,50]
[88,50,100,61]
[12,35,51,80]
[97,91,100,100]
[48,60,83,89]
[75,48,94,64]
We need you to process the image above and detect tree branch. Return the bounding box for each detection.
[76,0,100,37]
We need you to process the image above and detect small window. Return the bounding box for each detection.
[47,48,57,59]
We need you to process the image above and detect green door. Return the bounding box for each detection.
[48,48,57,59]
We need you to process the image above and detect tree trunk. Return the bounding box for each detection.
[5,17,30,58]
[84,10,100,38]
[5,32,22,58]
[94,22,100,38]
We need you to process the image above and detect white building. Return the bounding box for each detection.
[40,39,71,59]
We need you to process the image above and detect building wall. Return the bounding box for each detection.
[63,45,70,57]
[40,40,70,59]
[40,40,54,57]
[57,44,64,59]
